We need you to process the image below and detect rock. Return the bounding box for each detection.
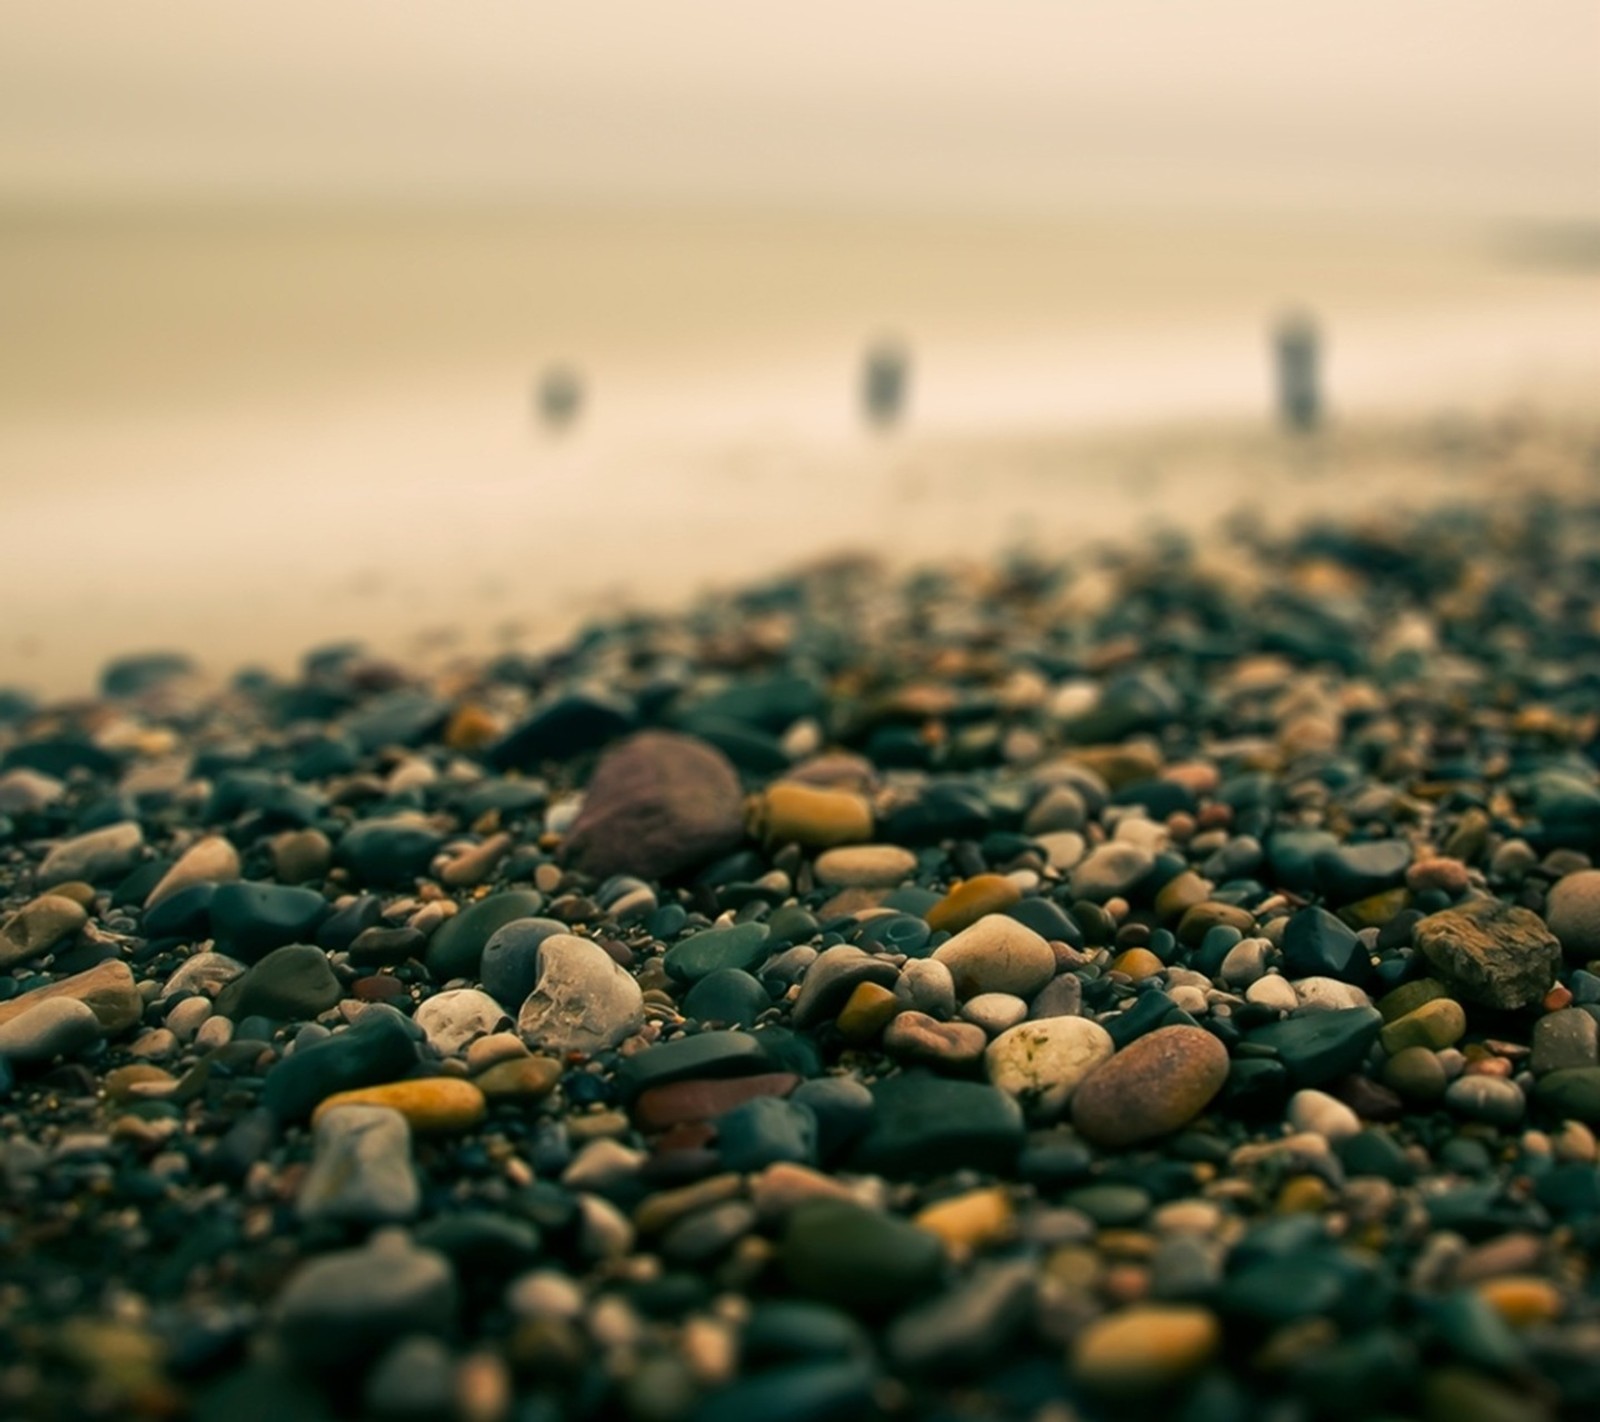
[1414,899,1561,1010]
[683,969,770,1028]
[1281,906,1370,983]
[313,1078,487,1134]
[0,997,101,1062]
[834,981,900,1041]
[37,821,144,888]
[263,1012,421,1120]
[616,1030,774,1100]
[564,731,745,880]
[158,951,247,1000]
[780,1200,944,1314]
[1547,870,1600,960]
[813,845,917,888]
[473,1055,562,1100]
[985,1017,1114,1116]
[214,945,341,1022]
[1069,843,1155,903]
[1070,1026,1229,1147]
[895,958,958,1019]
[516,934,644,1055]
[145,836,241,908]
[791,946,899,1028]
[0,959,143,1036]
[488,689,636,770]
[1530,1009,1599,1074]
[665,922,772,984]
[851,1071,1025,1176]
[1533,1067,1600,1123]
[413,990,508,1057]
[274,1231,457,1369]
[961,992,1028,1035]
[932,915,1056,999]
[0,894,88,970]
[364,1336,456,1421]
[715,1096,818,1171]
[885,1259,1033,1374]
[270,829,333,885]
[479,916,567,1011]
[297,1106,420,1224]
[749,783,873,848]
[1286,1088,1361,1140]
[426,890,544,982]
[1314,839,1411,901]
[1379,998,1467,1054]
[337,816,447,889]
[1382,1045,1448,1102]
[696,1361,878,1422]
[208,882,328,963]
[925,875,1023,934]
[882,1011,987,1068]
[1072,1305,1220,1395]
[1445,1075,1526,1127]
[634,1072,799,1131]
[1247,1006,1383,1087]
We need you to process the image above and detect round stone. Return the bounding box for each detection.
[1286,1088,1361,1140]
[813,845,917,889]
[0,894,88,971]
[751,784,873,849]
[0,996,101,1062]
[1379,998,1467,1055]
[1382,1045,1448,1102]
[214,944,341,1022]
[960,992,1029,1036]
[297,1105,419,1224]
[144,835,241,908]
[474,1055,563,1100]
[0,959,144,1037]
[479,916,568,1011]
[932,915,1056,1000]
[1070,1026,1230,1147]
[882,1011,988,1068]
[1072,1305,1220,1394]
[1069,843,1155,903]
[37,821,144,888]
[1547,870,1600,960]
[985,1016,1114,1116]
[413,989,509,1058]
[1444,1075,1525,1127]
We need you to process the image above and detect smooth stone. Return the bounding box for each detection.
[1314,839,1411,902]
[895,958,958,1019]
[1445,1075,1526,1127]
[665,922,772,984]
[850,1071,1025,1176]
[932,914,1055,1000]
[925,875,1023,934]
[715,1096,818,1171]
[1377,977,1449,1022]
[0,959,143,1036]
[634,1073,799,1131]
[297,1105,420,1224]
[274,1232,457,1369]
[364,1336,455,1421]
[1070,1026,1229,1147]
[1072,1305,1221,1395]
[313,1078,487,1134]
[1382,1045,1449,1102]
[813,845,917,889]
[885,1259,1034,1375]
[37,821,143,888]
[479,916,567,1011]
[834,981,901,1041]
[413,989,509,1057]
[427,891,543,981]
[0,997,101,1061]
[791,946,899,1028]
[1220,937,1271,987]
[474,1055,562,1100]
[1246,1006,1383,1087]
[683,968,770,1027]
[336,816,447,889]
[1533,1067,1600,1123]
[208,882,328,964]
[145,836,241,909]
[1281,906,1369,984]
[780,1200,945,1315]
[696,1360,877,1422]
[985,1016,1114,1116]
[0,894,88,970]
[1547,869,1600,959]
[961,992,1028,1035]
[1069,843,1155,903]
[749,783,873,848]
[1414,899,1562,1010]
[214,945,341,1022]
[1530,1009,1600,1074]
[262,1012,420,1119]
[565,731,744,880]
[487,689,636,770]
[516,934,644,1055]
[270,828,333,885]
[1293,976,1374,1013]
[882,1011,988,1068]
[1286,1088,1361,1140]
[615,1031,774,1100]
[1380,998,1467,1054]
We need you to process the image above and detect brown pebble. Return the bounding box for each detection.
[1071,1026,1229,1147]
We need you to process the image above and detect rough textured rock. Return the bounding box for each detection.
[565,731,745,880]
[517,934,645,1054]
[1413,898,1562,1009]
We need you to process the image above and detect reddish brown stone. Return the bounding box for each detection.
[352,975,407,1002]
[633,1072,800,1131]
[565,731,745,880]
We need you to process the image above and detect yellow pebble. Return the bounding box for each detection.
[1109,947,1164,981]
[834,982,900,1043]
[914,1186,1015,1254]
[1475,1276,1563,1328]
[474,1056,563,1100]
[748,783,873,848]
[312,1078,487,1134]
[1073,1305,1220,1394]
[1276,1174,1335,1214]
[925,875,1022,934]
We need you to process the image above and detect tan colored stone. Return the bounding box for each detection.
[925,875,1023,934]
[0,959,143,1036]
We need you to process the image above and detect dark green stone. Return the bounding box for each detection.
[425,890,544,980]
[850,1071,1024,1177]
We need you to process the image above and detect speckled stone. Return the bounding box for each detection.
[985,1016,1114,1116]
[1070,1026,1229,1147]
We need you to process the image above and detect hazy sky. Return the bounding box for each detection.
[4,0,1597,217]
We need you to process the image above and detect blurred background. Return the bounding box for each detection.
[3,0,1598,695]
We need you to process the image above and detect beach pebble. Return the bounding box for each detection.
[0,894,88,971]
[932,915,1056,999]
[1546,869,1600,960]
[925,875,1023,934]
[985,1016,1114,1115]
[961,992,1029,1035]
[1069,843,1155,903]
[413,989,509,1057]
[517,934,644,1054]
[0,997,101,1062]
[0,959,143,1037]
[1414,899,1562,1009]
[813,845,917,888]
[37,821,144,888]
[313,1077,487,1135]
[1286,1088,1361,1140]
[145,835,240,908]
[1070,1026,1229,1146]
[1072,1305,1220,1394]
[297,1105,420,1223]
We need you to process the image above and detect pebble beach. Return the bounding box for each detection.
[3,424,1600,1421]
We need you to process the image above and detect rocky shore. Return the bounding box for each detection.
[2,489,1599,1421]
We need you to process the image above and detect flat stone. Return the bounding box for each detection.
[616,1030,775,1100]
[682,968,770,1027]
[426,890,545,981]
[1070,843,1155,903]
[985,1016,1114,1116]
[214,945,341,1022]
[882,1011,988,1068]
[961,992,1028,1035]
[925,875,1023,934]
[1533,1067,1600,1123]
[262,1011,421,1120]
[851,1071,1025,1176]
[473,1054,563,1100]
[780,1199,945,1315]
[0,959,143,1036]
[1314,839,1411,902]
[1379,998,1467,1054]
[479,916,567,1010]
[274,1231,457,1369]
[565,731,745,880]
[1072,1305,1221,1395]
[516,934,644,1055]
[336,815,447,889]
[208,882,328,963]
[633,1073,800,1131]
[749,783,873,849]
[37,821,144,888]
[1414,898,1562,1010]
[1070,1026,1229,1147]
[0,894,88,970]
[413,989,509,1057]
[488,689,636,770]
[1530,1008,1599,1074]
[791,946,899,1028]
[665,922,772,984]
[715,1096,818,1171]
[297,1105,420,1224]
[145,835,241,909]
[932,915,1056,1000]
[813,845,917,889]
[1246,1006,1383,1087]
[312,1077,487,1134]
[0,997,101,1062]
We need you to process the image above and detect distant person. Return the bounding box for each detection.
[861,338,910,429]
[536,364,585,431]
[1273,312,1322,434]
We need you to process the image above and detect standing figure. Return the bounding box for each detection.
[1273,312,1322,434]
[861,338,910,430]
[536,364,585,432]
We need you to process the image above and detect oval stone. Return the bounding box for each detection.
[932,915,1056,1000]
[1070,1026,1229,1147]
[985,1016,1114,1116]
[312,1077,487,1134]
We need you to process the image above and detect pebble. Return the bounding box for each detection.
[960,991,1028,1035]
[0,996,102,1061]
[214,944,342,1021]
[37,821,144,888]
[931,914,1056,999]
[1529,1008,1599,1074]
[1444,1075,1526,1127]
[1414,899,1563,1009]
[1546,869,1600,960]
[780,1200,945,1314]
[474,1054,562,1100]
[1072,1304,1221,1394]
[1070,1026,1229,1147]
[479,916,567,1010]
[516,933,645,1055]
[0,893,88,970]
[812,844,917,888]
[312,1077,488,1134]
[1379,997,1467,1054]
[882,1010,988,1068]
[924,874,1022,934]
[750,783,873,848]
[0,959,143,1036]
[297,1105,420,1223]
[985,1016,1114,1116]
[413,988,509,1057]
[1069,843,1155,903]
[1286,1088,1362,1140]
[144,835,241,908]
